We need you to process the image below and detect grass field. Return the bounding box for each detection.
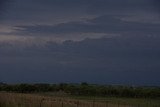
[0,92,160,107]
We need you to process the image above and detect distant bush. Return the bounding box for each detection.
[0,82,160,98]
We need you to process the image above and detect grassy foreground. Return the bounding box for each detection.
[0,92,160,107]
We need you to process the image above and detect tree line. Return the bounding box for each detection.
[0,82,160,98]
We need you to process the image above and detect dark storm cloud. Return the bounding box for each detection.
[153,0,160,12]
[85,0,160,15]
[0,0,11,17]
[0,0,90,23]
[1,0,160,24]
[0,0,7,12]
[1,0,160,85]
[0,36,160,85]
[1,0,160,36]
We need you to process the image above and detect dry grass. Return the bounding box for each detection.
[0,92,159,107]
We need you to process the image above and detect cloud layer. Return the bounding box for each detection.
[0,0,160,85]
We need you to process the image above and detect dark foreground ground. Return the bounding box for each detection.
[0,92,160,107]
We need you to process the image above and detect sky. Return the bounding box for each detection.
[0,0,160,86]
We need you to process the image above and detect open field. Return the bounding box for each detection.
[0,92,160,107]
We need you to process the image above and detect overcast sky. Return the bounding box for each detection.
[0,0,160,85]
